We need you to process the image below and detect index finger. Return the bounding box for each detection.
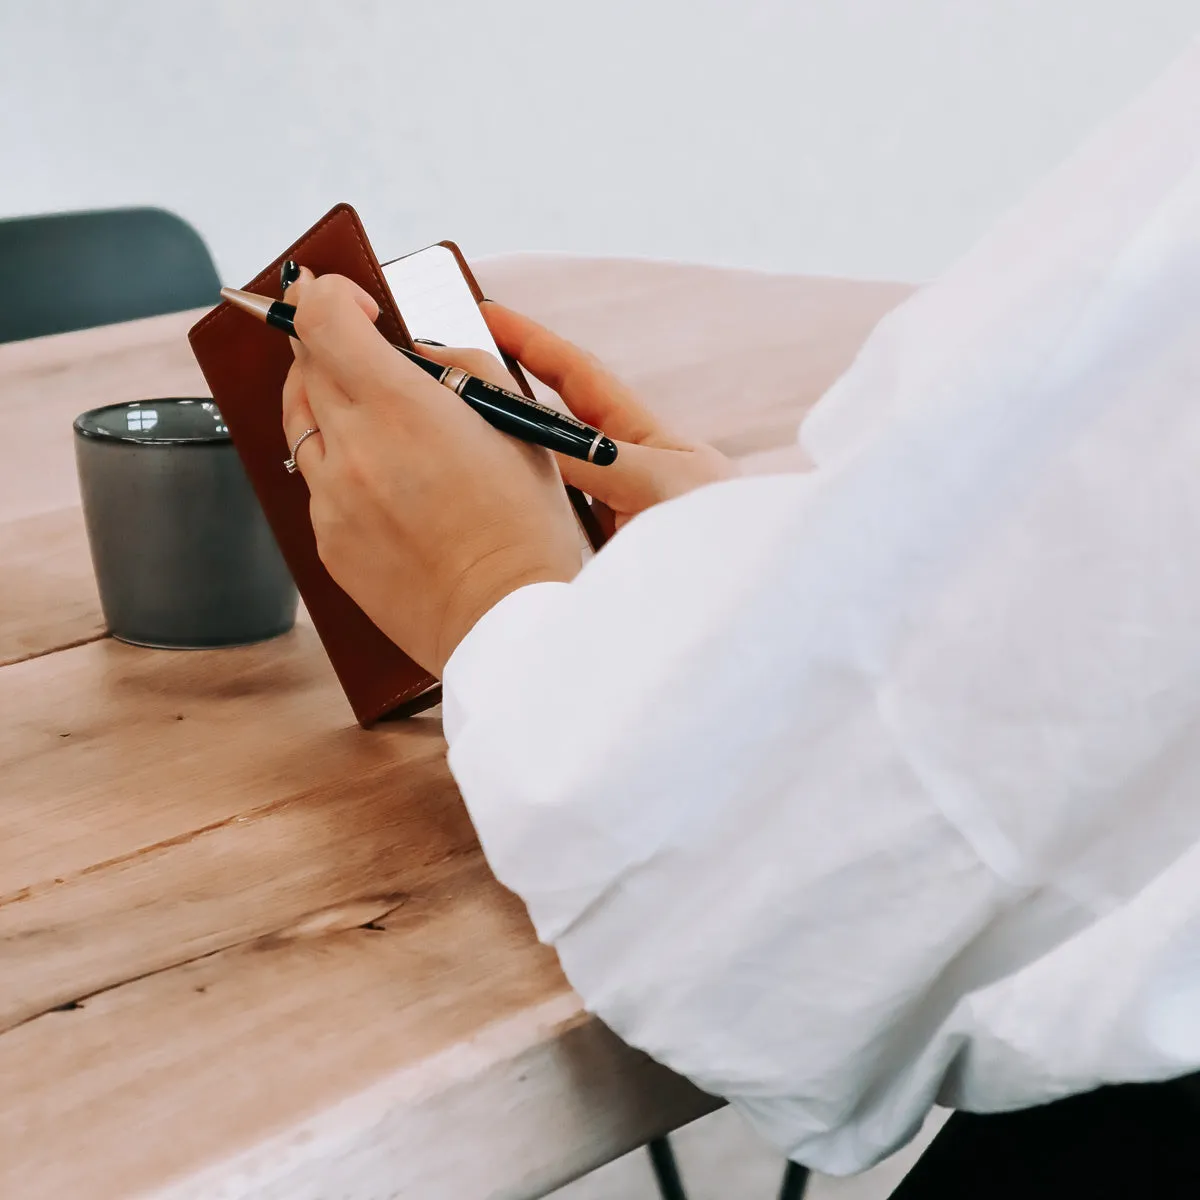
[481,302,667,444]
[293,274,441,412]
[285,268,376,429]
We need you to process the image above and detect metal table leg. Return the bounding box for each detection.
[647,1136,689,1200]
[778,1160,810,1199]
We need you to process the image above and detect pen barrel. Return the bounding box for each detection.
[219,297,613,462]
[458,378,603,462]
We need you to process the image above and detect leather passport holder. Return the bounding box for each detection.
[188,203,439,725]
[189,204,609,726]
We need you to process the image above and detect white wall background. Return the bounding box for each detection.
[2,1,1197,285]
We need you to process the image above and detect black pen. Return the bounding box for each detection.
[219,287,618,466]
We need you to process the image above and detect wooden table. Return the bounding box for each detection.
[0,255,910,1199]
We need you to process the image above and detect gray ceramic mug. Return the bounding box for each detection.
[73,398,298,649]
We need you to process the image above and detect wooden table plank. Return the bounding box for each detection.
[0,861,716,1199]
[0,506,103,665]
[0,642,466,1028]
[1,624,356,898]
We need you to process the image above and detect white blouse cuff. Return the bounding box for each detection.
[440,580,573,746]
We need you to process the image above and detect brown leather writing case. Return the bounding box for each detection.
[189,204,606,726]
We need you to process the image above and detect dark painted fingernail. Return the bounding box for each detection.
[413,337,446,347]
[280,259,301,292]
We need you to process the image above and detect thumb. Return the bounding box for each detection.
[556,440,691,513]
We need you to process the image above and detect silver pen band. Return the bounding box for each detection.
[439,365,470,396]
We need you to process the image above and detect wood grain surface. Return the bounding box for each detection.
[0,507,102,665]
[0,255,910,1199]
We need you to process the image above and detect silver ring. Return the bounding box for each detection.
[284,426,320,474]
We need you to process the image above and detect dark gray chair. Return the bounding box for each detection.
[0,207,221,343]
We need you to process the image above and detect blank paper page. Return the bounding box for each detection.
[381,244,501,356]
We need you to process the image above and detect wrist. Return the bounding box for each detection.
[434,553,577,676]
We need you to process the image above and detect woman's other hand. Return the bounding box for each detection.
[280,271,582,677]
[472,303,735,530]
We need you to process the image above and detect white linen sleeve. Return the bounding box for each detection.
[443,469,1013,1173]
[443,40,1200,1174]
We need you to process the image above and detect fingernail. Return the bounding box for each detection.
[280,259,301,292]
[413,337,446,347]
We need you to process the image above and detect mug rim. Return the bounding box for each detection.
[73,398,231,447]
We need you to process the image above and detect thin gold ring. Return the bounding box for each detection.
[284,426,320,474]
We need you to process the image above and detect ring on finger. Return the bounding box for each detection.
[284,426,321,474]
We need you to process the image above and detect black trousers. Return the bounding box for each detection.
[889,1078,1200,1199]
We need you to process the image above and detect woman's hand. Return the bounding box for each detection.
[280,270,582,677]
[430,302,735,532]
